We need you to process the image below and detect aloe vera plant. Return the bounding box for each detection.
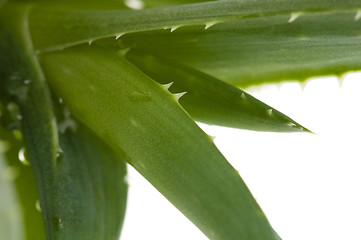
[1,0,360,239]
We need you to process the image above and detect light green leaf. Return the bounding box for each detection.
[126,49,309,132]
[121,9,361,87]
[28,0,361,52]
[40,44,281,240]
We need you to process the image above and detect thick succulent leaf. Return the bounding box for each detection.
[1,3,128,240]
[126,49,309,132]
[28,0,361,52]
[0,125,45,240]
[40,44,281,240]
[0,5,61,239]
[46,121,128,240]
[121,9,361,87]
[142,0,213,8]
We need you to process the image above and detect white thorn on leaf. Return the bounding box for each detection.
[170,26,180,32]
[115,33,125,40]
[287,122,297,127]
[266,109,273,116]
[209,135,216,141]
[205,22,217,30]
[88,40,93,45]
[161,82,174,90]
[288,12,303,23]
[174,92,187,101]
[355,9,361,21]
[241,92,247,100]
[337,76,345,88]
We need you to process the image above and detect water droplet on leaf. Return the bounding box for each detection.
[55,149,63,165]
[18,147,30,166]
[58,107,78,133]
[35,200,41,212]
[129,91,152,102]
[124,0,144,10]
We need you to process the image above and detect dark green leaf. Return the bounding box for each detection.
[126,49,309,132]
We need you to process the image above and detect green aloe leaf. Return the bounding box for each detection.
[121,9,361,87]
[126,49,309,132]
[1,4,128,240]
[0,5,62,239]
[28,0,361,52]
[40,44,280,240]
[141,0,213,8]
[46,120,128,240]
[0,125,46,240]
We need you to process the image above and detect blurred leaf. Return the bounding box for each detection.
[0,125,46,240]
[126,49,309,132]
[40,44,281,240]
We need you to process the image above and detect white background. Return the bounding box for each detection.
[121,73,361,240]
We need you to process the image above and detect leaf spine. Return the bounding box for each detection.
[266,109,273,116]
[288,12,303,23]
[174,92,187,101]
[161,82,174,90]
[115,33,125,40]
[355,9,361,21]
[208,135,216,141]
[205,22,217,29]
[170,26,180,32]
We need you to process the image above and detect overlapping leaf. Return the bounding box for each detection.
[0,125,45,240]
[40,44,281,240]
[28,0,361,52]
[126,49,309,132]
[122,10,361,87]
